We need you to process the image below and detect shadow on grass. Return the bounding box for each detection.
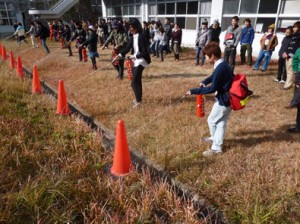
[225,125,299,150]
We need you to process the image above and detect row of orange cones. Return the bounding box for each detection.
[0,43,131,177]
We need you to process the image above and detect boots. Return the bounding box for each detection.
[175,54,179,61]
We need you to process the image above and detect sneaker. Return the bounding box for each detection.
[280,80,286,84]
[203,149,222,157]
[203,149,222,156]
[132,101,141,109]
[201,137,213,144]
[273,79,279,82]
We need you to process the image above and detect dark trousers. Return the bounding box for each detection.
[131,65,144,102]
[240,44,252,65]
[224,47,236,71]
[160,45,168,61]
[277,57,287,81]
[78,48,83,61]
[113,59,124,79]
[91,57,96,66]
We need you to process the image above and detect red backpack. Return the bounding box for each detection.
[229,74,253,111]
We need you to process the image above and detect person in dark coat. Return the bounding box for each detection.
[80,25,99,70]
[274,26,293,83]
[71,21,86,61]
[171,23,182,60]
[59,24,73,56]
[35,20,50,53]
[119,18,151,108]
[210,19,221,43]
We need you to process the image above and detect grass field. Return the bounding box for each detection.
[1,39,300,223]
[0,64,204,223]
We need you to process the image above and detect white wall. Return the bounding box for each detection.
[181,29,285,59]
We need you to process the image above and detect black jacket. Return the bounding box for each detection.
[71,28,86,43]
[279,36,292,57]
[286,31,300,57]
[120,33,151,65]
[210,26,221,42]
[59,27,72,41]
[82,32,98,52]
[35,24,49,39]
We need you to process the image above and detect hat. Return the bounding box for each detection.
[213,19,219,24]
[268,24,275,30]
[88,25,95,31]
[202,19,208,25]
[111,20,118,29]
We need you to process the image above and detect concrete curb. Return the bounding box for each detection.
[21,65,226,223]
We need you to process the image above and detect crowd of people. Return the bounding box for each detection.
[10,16,300,156]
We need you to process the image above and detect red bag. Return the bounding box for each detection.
[229,74,253,111]
[225,32,234,41]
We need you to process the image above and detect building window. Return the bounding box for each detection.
[200,1,212,15]
[136,5,141,15]
[158,3,165,14]
[186,17,197,30]
[259,0,279,13]
[166,3,175,15]
[149,4,156,15]
[240,0,259,14]
[277,18,300,32]
[223,0,239,14]
[0,2,16,26]
[281,0,300,14]
[256,17,276,32]
[176,17,186,29]
[176,2,186,14]
[187,1,198,14]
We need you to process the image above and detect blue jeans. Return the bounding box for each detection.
[207,102,232,151]
[41,38,50,53]
[196,46,205,65]
[150,40,160,56]
[254,50,272,71]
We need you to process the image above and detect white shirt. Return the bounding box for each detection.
[214,58,223,69]
[133,33,149,68]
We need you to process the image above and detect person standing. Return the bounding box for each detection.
[70,21,86,61]
[210,19,221,43]
[59,24,73,56]
[195,19,211,66]
[240,19,255,66]
[150,22,161,57]
[223,16,242,71]
[119,18,151,108]
[253,24,278,72]
[35,20,50,54]
[274,26,293,83]
[80,25,99,70]
[163,18,172,54]
[102,20,128,80]
[186,42,234,156]
[283,21,300,90]
[171,23,182,61]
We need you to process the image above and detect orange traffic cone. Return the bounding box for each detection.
[32,65,43,94]
[16,56,24,77]
[196,94,205,117]
[2,45,7,60]
[9,51,15,70]
[56,80,70,115]
[110,119,132,177]
[82,47,87,62]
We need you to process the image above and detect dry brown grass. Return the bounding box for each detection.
[0,65,203,223]
[3,39,300,223]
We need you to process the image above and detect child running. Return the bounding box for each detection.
[13,22,29,46]
[70,21,86,62]
[59,24,73,56]
[186,42,234,156]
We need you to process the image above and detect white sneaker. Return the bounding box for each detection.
[203,149,222,157]
[132,101,141,109]
[280,80,286,84]
[273,79,279,82]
